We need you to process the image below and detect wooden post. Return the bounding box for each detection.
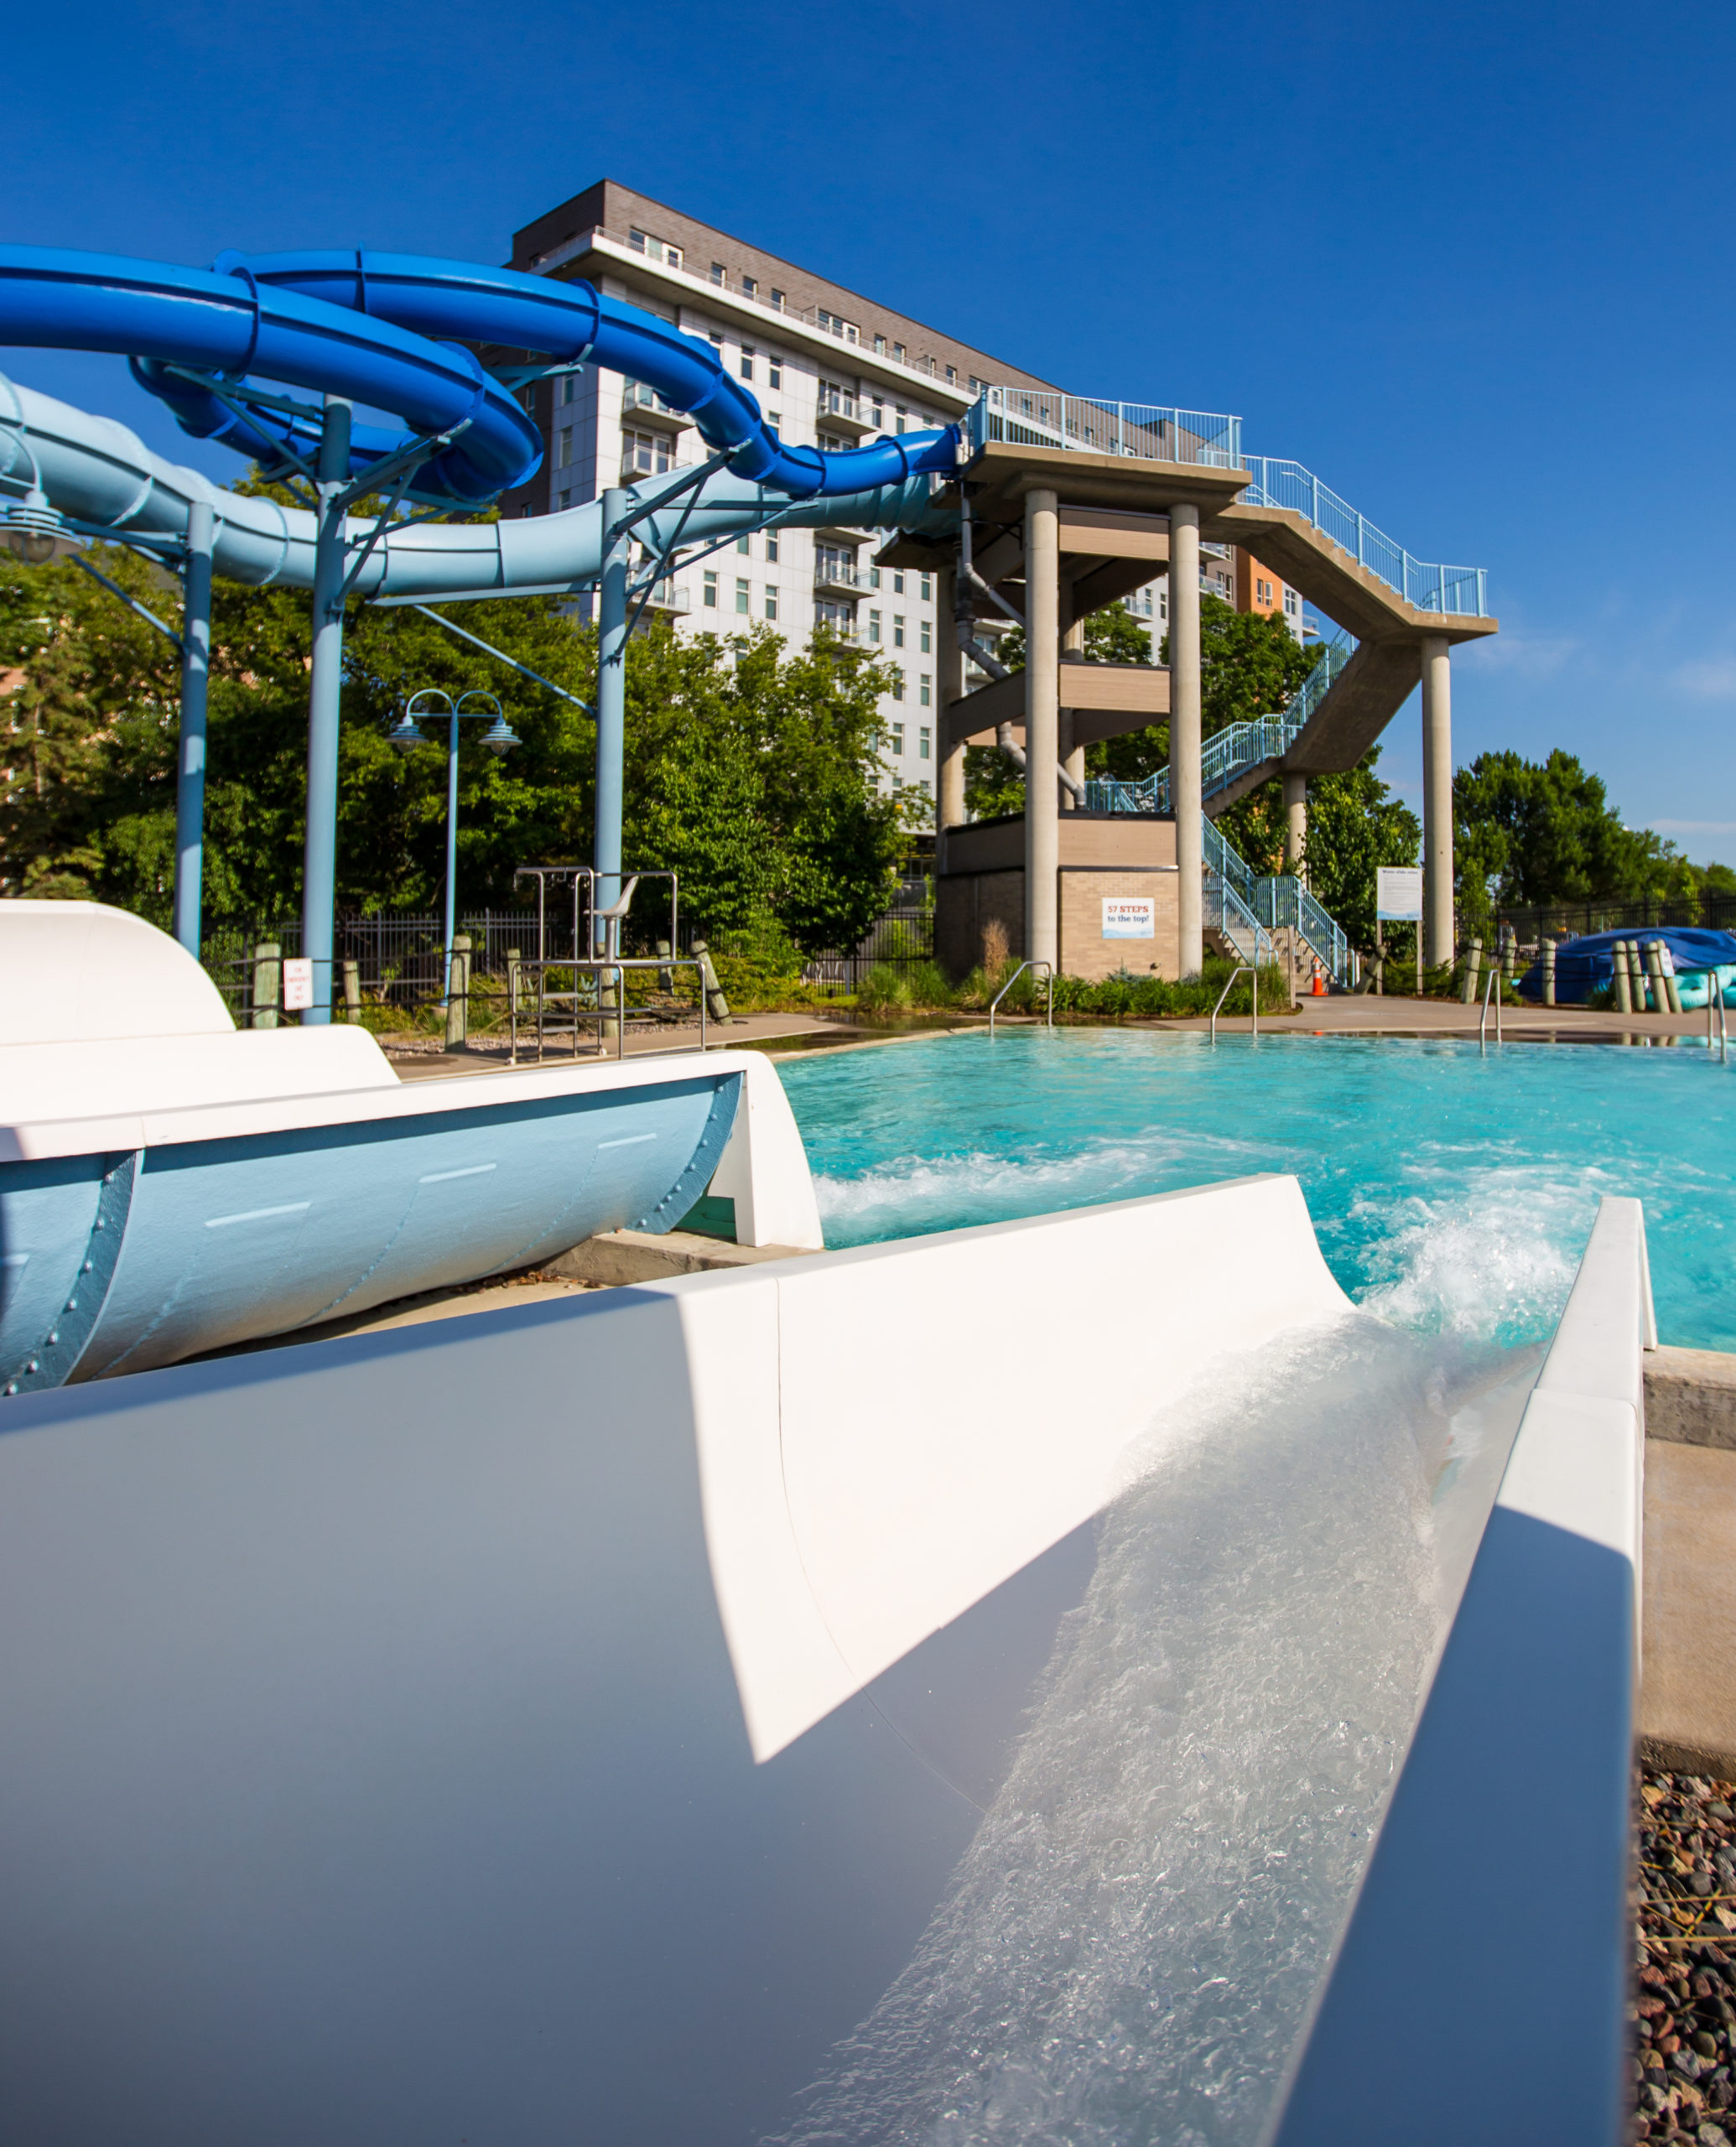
[1375,922,1385,996]
[252,940,281,1030]
[506,947,522,1016]
[444,933,471,1052]
[341,959,361,1022]
[1542,938,1557,1007]
[1613,940,1632,1014]
[1458,935,1482,1006]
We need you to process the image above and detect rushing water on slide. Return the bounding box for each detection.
[761,1032,1683,2142]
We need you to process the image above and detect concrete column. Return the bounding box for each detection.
[936,567,966,860]
[1282,769,1307,878]
[1421,635,1454,968]
[1059,616,1085,811]
[1023,488,1060,967]
[1169,503,1203,977]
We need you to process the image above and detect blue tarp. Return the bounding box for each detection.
[1516,927,1736,1006]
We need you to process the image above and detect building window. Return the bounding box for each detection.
[765,531,778,564]
[868,396,884,429]
[894,406,908,434]
[919,725,932,758]
[621,429,671,476]
[1284,587,1298,616]
[814,598,855,637]
[741,346,756,381]
[892,571,905,595]
[742,275,758,299]
[817,308,858,343]
[873,334,886,355]
[819,432,850,455]
[892,342,906,363]
[737,534,751,556]
[919,675,932,707]
[735,578,751,615]
[709,262,726,286]
[767,411,782,429]
[869,609,881,642]
[704,570,718,607]
[709,331,724,355]
[1160,590,1169,621]
[560,374,576,405]
[770,288,785,311]
[968,375,982,393]
[945,365,957,384]
[890,670,906,702]
[557,428,573,468]
[768,360,782,390]
[764,586,778,621]
[869,566,881,590]
[920,574,932,604]
[919,621,931,653]
[889,723,905,755]
[893,615,906,647]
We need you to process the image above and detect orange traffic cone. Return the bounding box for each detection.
[1311,958,1327,996]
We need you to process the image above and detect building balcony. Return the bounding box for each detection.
[813,391,881,438]
[640,580,690,616]
[813,559,866,596]
[621,381,689,431]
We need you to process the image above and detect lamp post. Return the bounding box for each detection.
[389,688,520,1008]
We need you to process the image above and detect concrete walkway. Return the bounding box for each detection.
[380,1008,850,1079]
[1152,994,1731,1043]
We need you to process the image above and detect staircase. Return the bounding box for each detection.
[1080,635,1359,984]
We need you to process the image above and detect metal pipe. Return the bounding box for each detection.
[595,488,630,953]
[302,396,353,1025]
[1170,504,1203,978]
[171,501,213,957]
[444,710,460,1008]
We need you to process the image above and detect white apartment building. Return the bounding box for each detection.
[499,182,1301,819]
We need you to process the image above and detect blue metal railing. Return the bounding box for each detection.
[966,388,1242,470]
[961,392,1490,619]
[1237,458,1488,618]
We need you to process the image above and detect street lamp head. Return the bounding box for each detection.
[386,712,425,754]
[1,491,83,566]
[481,715,520,757]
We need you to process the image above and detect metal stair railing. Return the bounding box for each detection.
[1080,632,1358,818]
[1238,458,1489,618]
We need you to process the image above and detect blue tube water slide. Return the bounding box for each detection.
[0,243,964,579]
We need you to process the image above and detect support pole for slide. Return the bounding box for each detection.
[594,487,630,954]
[1023,488,1060,969]
[1059,618,1085,812]
[1170,504,1203,978]
[171,501,213,959]
[1421,635,1453,971]
[936,567,966,866]
[302,396,353,1025]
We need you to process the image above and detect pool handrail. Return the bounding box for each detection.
[987,959,1054,1033]
[1479,958,1503,1051]
[1208,959,1259,1043]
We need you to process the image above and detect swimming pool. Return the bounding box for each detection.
[780,1028,1736,1351]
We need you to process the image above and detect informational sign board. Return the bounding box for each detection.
[282,958,314,1011]
[1375,866,1424,923]
[1102,897,1156,940]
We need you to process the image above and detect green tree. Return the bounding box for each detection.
[1453,748,1700,936]
[1300,751,1422,951]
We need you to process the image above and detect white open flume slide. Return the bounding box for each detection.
[0,1150,1645,2144]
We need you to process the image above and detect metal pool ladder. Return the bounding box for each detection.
[1479,962,1503,1053]
[988,960,1054,1033]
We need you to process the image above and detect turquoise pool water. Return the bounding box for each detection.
[780,1029,1736,1350]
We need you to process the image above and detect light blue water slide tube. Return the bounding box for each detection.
[0,243,964,587]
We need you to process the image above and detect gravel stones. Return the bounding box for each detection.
[1635,1770,1736,2139]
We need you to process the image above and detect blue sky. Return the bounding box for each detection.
[8,0,1732,853]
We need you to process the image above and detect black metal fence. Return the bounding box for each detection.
[202,884,938,1018]
[1495,893,1736,947]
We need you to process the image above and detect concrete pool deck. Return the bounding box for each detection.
[1153,995,1732,1042]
